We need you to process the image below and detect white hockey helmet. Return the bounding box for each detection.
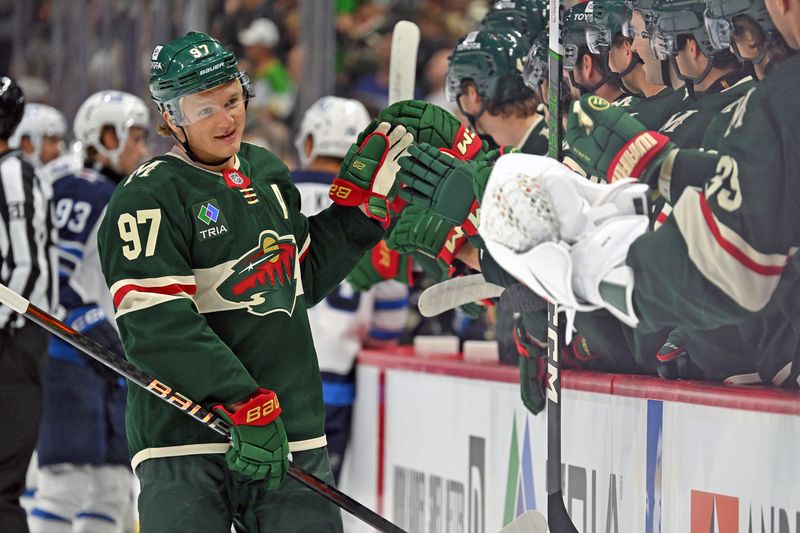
[8,103,68,167]
[73,90,150,169]
[294,96,370,169]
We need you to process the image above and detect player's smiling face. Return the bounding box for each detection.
[174,80,246,162]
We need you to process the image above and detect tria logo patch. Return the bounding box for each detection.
[197,203,220,225]
[217,230,298,316]
[193,200,230,241]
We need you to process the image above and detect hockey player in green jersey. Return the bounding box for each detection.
[446,28,548,153]
[97,32,400,531]
[485,0,800,386]
[562,1,625,103]
[587,0,687,130]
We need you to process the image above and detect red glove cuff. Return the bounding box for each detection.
[461,199,480,237]
[607,131,670,183]
[213,388,281,427]
[329,178,370,207]
[440,125,483,161]
[436,225,468,269]
[371,241,401,279]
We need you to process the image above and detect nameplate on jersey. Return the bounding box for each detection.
[223,168,259,205]
[193,199,230,241]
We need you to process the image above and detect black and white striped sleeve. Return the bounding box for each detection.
[0,152,55,330]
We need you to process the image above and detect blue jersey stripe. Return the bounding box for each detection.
[374,298,409,311]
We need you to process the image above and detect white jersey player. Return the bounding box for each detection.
[30,91,149,533]
[292,96,409,480]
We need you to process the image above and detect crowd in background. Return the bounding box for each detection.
[2,0,501,349]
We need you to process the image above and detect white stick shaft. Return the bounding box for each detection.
[0,283,30,313]
[388,20,420,104]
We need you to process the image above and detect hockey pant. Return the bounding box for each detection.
[30,358,131,532]
[135,448,343,533]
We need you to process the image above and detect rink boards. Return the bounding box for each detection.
[339,349,800,533]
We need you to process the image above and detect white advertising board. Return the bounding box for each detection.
[343,358,800,533]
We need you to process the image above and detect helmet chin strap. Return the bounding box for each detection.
[568,69,618,96]
[456,98,489,136]
[174,126,231,167]
[670,55,714,100]
[616,53,644,96]
[660,59,672,86]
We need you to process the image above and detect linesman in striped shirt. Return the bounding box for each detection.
[0,76,57,533]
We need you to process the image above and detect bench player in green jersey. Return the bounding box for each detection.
[587,0,687,130]
[563,1,625,103]
[96,32,404,531]
[495,0,800,387]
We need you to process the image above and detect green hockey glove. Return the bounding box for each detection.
[212,389,289,488]
[656,329,703,380]
[347,240,413,292]
[377,100,486,161]
[386,205,468,273]
[472,145,519,203]
[514,314,548,416]
[566,95,673,184]
[330,122,413,227]
[397,143,478,227]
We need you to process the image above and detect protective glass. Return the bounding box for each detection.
[704,9,733,50]
[162,73,253,126]
[586,25,613,54]
[522,44,548,90]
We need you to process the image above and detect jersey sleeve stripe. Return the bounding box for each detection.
[298,234,311,262]
[673,188,787,312]
[110,276,197,317]
[697,192,787,274]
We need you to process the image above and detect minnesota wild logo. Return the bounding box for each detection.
[217,230,298,316]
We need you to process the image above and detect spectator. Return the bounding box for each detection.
[239,17,296,120]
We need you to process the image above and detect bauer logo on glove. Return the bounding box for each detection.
[330,121,413,227]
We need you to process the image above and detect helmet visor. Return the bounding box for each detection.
[564,43,581,70]
[162,72,253,126]
[650,28,676,60]
[523,44,548,90]
[586,25,613,55]
[445,70,462,103]
[704,9,734,50]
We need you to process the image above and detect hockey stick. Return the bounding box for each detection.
[546,0,579,531]
[388,20,420,104]
[498,510,548,533]
[0,284,407,533]
[418,273,504,317]
[498,283,548,315]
